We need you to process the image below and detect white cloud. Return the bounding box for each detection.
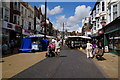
[49,6,63,15]
[53,5,91,33]
[40,5,63,15]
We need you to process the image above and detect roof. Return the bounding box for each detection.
[90,1,100,15]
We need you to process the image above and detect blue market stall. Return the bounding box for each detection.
[19,37,33,52]
[19,37,49,53]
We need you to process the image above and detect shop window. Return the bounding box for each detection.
[114,30,120,50]
[109,34,113,49]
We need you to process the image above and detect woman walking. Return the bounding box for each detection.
[92,41,98,58]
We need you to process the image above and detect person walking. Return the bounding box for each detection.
[2,41,8,55]
[92,40,98,58]
[55,38,62,56]
[10,40,15,54]
[86,40,93,58]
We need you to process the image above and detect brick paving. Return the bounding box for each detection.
[2,51,47,78]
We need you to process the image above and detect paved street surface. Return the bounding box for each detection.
[11,46,106,78]
[79,48,119,78]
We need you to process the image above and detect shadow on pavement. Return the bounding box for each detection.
[59,55,67,57]
[96,56,106,61]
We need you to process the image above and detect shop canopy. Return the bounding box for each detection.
[29,34,56,39]
[67,36,91,39]
[46,36,56,38]
[29,34,44,37]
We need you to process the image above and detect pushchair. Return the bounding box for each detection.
[95,48,104,60]
[46,43,56,57]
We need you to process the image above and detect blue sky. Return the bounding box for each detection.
[28,2,96,32]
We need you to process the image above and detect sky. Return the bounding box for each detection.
[25,1,96,32]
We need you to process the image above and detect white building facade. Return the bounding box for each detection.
[107,0,120,24]
[90,0,108,36]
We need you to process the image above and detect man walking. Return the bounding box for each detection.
[86,41,93,58]
[55,38,62,56]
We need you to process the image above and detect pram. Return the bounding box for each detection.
[46,43,56,57]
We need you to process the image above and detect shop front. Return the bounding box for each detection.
[104,17,120,55]
[2,21,15,42]
[2,21,22,48]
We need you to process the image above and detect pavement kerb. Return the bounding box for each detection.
[2,51,47,78]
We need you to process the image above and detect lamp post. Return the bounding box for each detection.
[100,19,106,53]
[44,0,47,39]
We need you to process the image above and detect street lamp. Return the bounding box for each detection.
[44,0,47,39]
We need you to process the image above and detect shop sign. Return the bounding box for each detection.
[24,29,30,33]
[105,25,117,32]
[100,20,106,26]
[22,29,31,35]
[104,46,109,52]
[15,26,21,33]
[98,29,104,36]
[7,23,12,28]
[3,21,15,30]
[32,43,39,50]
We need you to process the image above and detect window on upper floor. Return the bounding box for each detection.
[108,7,111,22]
[102,2,105,11]
[18,16,20,25]
[102,16,105,20]
[25,9,27,17]
[21,6,24,14]
[96,4,100,14]
[94,22,96,27]
[13,2,17,10]
[13,14,17,24]
[1,7,3,19]
[18,2,20,11]
[94,26,96,30]
[113,4,118,20]
[4,8,9,22]
[97,24,99,28]
[13,2,20,11]
[22,19,24,26]
[97,18,99,23]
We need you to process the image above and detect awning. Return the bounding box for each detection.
[29,34,44,37]
[68,36,91,39]
[46,36,56,38]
